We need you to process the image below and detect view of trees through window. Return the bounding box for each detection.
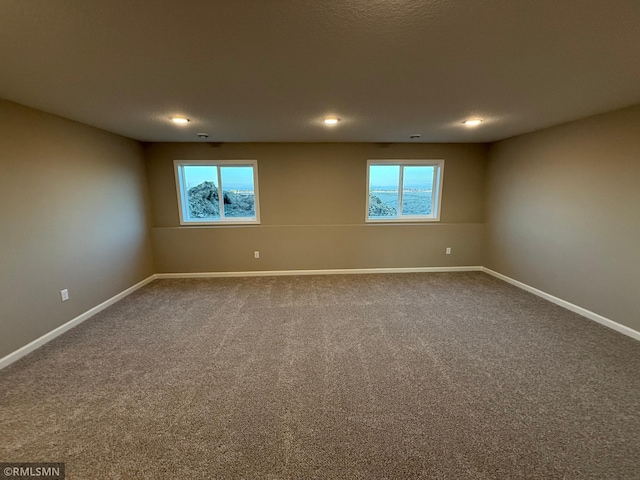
[176,160,440,225]
[368,162,442,221]
[176,163,258,223]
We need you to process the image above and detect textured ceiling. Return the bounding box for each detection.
[1,0,639,143]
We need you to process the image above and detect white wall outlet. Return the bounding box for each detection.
[254,251,260,259]
[446,247,452,255]
[60,289,69,301]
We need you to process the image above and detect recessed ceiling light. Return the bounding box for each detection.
[324,117,340,125]
[171,116,190,124]
[463,119,483,127]
[409,134,421,139]
[197,133,209,138]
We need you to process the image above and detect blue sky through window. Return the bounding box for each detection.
[184,165,255,190]
[369,165,433,189]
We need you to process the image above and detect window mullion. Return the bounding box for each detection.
[217,166,224,219]
[431,165,437,217]
[179,165,188,221]
[398,165,404,216]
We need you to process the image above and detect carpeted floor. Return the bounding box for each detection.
[1,272,639,479]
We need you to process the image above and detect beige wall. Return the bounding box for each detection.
[486,104,640,332]
[146,143,487,272]
[0,100,155,359]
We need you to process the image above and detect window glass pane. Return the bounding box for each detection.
[369,165,399,217]
[402,166,433,216]
[221,166,256,218]
[184,166,220,219]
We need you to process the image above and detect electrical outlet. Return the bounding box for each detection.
[446,247,452,255]
[254,251,260,259]
[60,289,69,301]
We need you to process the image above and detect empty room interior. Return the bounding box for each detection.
[1,1,639,479]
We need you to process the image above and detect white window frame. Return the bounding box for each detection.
[366,159,444,223]
[174,160,260,225]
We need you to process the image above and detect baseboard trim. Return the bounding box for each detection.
[482,267,640,342]
[0,274,158,371]
[4,266,636,370]
[155,266,483,279]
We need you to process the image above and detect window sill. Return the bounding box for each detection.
[179,219,260,226]
[366,218,440,224]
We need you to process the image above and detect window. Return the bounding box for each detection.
[174,160,260,225]
[366,159,444,222]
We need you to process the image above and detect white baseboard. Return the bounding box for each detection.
[155,266,483,279]
[482,267,640,342]
[0,267,479,369]
[0,274,157,370]
[3,266,636,371]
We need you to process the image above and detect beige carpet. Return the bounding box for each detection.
[1,272,639,479]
